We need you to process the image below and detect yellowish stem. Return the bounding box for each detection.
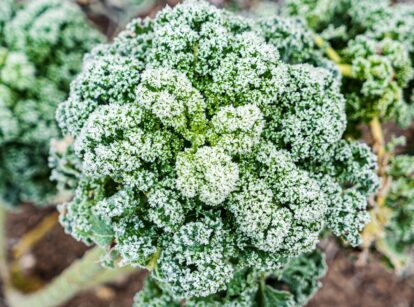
[313,35,355,78]
[369,117,385,173]
[9,211,59,293]
[0,205,10,284]
[314,35,342,64]
[146,249,160,271]
[12,211,59,259]
[360,117,393,263]
[10,263,45,293]
[6,247,134,307]
[337,64,354,78]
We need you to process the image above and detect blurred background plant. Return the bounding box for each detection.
[0,0,102,279]
[279,0,414,276]
[0,1,136,305]
[0,0,102,208]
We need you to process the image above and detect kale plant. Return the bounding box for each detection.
[56,0,378,304]
[285,0,414,127]
[385,155,414,250]
[0,0,102,206]
[284,0,414,272]
[375,152,414,270]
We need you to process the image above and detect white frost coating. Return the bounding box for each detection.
[157,217,234,298]
[229,180,293,253]
[176,147,239,206]
[147,187,185,232]
[94,189,138,221]
[208,104,264,155]
[136,68,207,145]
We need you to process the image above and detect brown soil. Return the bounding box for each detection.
[6,204,87,282]
[308,248,414,307]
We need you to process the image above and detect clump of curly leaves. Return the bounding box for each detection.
[56,0,378,303]
[0,0,102,206]
[382,154,414,267]
[134,250,327,306]
[0,0,14,42]
[284,0,414,127]
[49,137,82,195]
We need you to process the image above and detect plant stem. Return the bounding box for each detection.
[256,272,266,307]
[88,265,135,288]
[146,248,160,271]
[369,117,386,176]
[337,64,353,77]
[12,211,59,259]
[6,246,132,307]
[0,204,10,285]
[360,117,392,263]
[313,35,354,77]
[314,35,342,63]
[10,211,59,292]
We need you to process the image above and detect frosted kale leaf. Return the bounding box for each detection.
[308,140,379,246]
[133,249,327,306]
[5,0,100,85]
[156,216,235,298]
[176,146,239,206]
[207,104,264,155]
[49,137,82,194]
[275,249,327,306]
